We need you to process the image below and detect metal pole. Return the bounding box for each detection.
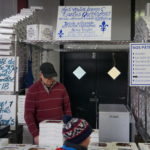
[14,34,17,93]
[131,0,135,41]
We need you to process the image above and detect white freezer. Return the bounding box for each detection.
[99,104,130,142]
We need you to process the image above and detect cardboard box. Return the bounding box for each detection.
[26,24,38,40]
[26,24,53,41]
[39,120,63,146]
[39,25,53,41]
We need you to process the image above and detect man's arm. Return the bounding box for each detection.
[24,89,39,138]
[63,87,72,115]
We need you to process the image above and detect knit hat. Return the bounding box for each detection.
[63,115,92,144]
[40,62,57,78]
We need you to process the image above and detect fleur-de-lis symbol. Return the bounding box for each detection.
[99,21,108,32]
[58,29,64,38]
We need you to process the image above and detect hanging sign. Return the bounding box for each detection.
[0,95,16,128]
[130,43,150,86]
[55,6,112,41]
[0,56,19,92]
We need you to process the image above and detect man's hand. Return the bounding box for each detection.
[34,135,39,145]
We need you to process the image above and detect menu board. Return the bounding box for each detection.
[56,6,112,41]
[130,43,150,86]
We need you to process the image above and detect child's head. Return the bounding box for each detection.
[63,116,93,147]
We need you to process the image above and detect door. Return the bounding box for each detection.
[60,51,128,128]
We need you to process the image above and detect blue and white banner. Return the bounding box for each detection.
[56,6,112,41]
[130,43,150,86]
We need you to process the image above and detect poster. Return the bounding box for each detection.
[0,56,19,92]
[130,43,150,86]
[56,6,112,41]
[0,95,16,128]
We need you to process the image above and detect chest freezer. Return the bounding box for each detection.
[138,143,150,150]
[99,104,130,142]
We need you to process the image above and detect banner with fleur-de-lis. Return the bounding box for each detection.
[56,6,112,41]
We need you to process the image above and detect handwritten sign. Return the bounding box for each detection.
[130,43,150,86]
[56,6,112,41]
[17,95,26,124]
[0,95,16,128]
[0,56,19,92]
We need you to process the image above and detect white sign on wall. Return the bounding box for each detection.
[56,6,112,41]
[130,43,150,86]
[0,56,19,92]
[0,95,16,128]
[18,95,26,124]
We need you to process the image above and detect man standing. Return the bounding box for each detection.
[24,62,72,144]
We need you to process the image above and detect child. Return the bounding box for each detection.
[56,116,93,150]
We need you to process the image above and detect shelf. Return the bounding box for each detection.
[22,40,135,52]
[22,40,58,51]
[58,40,132,52]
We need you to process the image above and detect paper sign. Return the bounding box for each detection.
[18,95,26,124]
[0,95,16,128]
[56,6,112,41]
[130,43,150,86]
[0,56,19,92]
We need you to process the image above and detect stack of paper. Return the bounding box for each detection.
[39,120,63,147]
[0,6,42,56]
